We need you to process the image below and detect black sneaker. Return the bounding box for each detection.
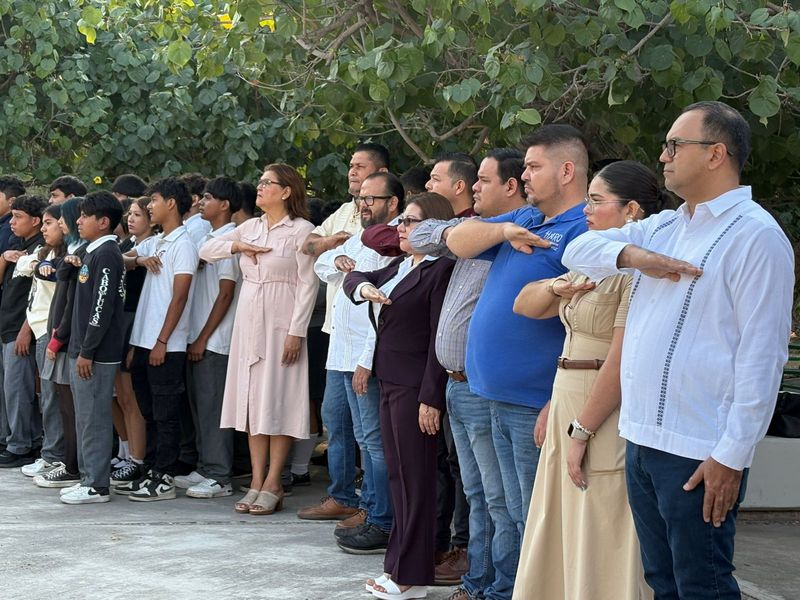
[113,468,154,496]
[334,521,370,540]
[111,461,145,486]
[128,472,176,502]
[0,449,36,468]
[291,472,311,486]
[336,523,390,555]
[34,464,81,488]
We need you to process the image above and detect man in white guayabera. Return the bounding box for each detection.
[562,100,794,600]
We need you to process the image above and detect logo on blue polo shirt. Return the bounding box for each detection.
[542,231,563,250]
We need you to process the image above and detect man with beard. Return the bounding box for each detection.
[299,173,403,556]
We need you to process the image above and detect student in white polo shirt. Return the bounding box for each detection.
[117,177,198,502]
[176,176,242,499]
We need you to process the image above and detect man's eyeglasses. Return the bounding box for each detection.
[398,215,423,227]
[662,138,733,158]
[355,194,393,206]
[583,196,622,214]
[257,178,284,188]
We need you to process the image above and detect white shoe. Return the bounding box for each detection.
[60,486,111,505]
[21,458,61,477]
[59,483,83,496]
[174,470,206,489]
[186,479,233,499]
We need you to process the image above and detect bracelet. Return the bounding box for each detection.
[157,338,167,345]
[547,277,566,296]
[573,419,596,437]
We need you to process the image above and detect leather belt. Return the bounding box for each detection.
[446,370,468,382]
[557,357,605,370]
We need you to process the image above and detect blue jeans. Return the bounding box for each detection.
[343,371,393,531]
[448,381,518,600]
[489,400,541,538]
[321,370,358,508]
[626,442,748,600]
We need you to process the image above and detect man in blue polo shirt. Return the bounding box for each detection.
[447,124,589,547]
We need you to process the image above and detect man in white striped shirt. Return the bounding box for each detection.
[563,101,794,599]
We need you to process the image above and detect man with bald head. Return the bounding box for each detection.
[563,101,793,599]
[446,125,589,574]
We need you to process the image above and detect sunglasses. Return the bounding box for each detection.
[398,215,423,227]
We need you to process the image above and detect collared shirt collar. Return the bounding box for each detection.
[209,222,236,238]
[677,186,751,221]
[86,234,118,253]
[161,225,188,242]
[259,214,294,229]
[532,201,586,228]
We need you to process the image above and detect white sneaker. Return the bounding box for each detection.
[60,486,110,505]
[21,458,61,477]
[174,470,206,489]
[59,483,83,496]
[186,479,233,499]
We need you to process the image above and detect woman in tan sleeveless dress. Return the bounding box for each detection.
[512,161,670,599]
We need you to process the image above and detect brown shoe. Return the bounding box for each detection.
[335,508,367,530]
[297,495,359,520]
[434,546,469,586]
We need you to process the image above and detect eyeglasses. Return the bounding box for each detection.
[355,194,393,206]
[398,215,423,227]
[662,138,733,158]
[583,196,622,214]
[257,178,284,188]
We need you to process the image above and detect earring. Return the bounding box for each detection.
[625,215,633,223]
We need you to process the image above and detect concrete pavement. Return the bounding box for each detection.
[0,466,797,600]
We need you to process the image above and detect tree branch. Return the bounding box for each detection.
[391,0,424,38]
[386,106,430,163]
[626,13,673,57]
[469,126,490,157]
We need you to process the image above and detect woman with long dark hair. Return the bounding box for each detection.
[511,160,670,600]
[35,198,85,488]
[200,163,319,515]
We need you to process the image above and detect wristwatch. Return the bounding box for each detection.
[567,419,595,441]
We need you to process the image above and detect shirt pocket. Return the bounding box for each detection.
[272,237,296,259]
[570,291,618,339]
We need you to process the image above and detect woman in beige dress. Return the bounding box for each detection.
[199,163,319,515]
[512,161,669,600]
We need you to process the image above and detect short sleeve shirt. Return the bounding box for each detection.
[465,203,588,408]
[189,222,241,355]
[129,226,198,351]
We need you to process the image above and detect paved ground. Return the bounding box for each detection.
[0,466,797,600]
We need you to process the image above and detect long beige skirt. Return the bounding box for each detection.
[512,368,652,600]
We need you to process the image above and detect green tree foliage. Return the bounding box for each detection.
[2,0,799,216]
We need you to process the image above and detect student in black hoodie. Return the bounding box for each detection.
[0,195,46,468]
[60,192,125,505]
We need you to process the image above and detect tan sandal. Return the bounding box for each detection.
[234,488,259,513]
[248,490,283,515]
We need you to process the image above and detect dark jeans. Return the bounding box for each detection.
[130,347,186,476]
[436,412,470,552]
[626,442,748,600]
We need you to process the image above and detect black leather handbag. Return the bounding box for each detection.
[767,391,800,438]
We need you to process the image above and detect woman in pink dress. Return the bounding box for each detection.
[199,163,319,515]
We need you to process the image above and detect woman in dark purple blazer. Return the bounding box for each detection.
[344,192,455,600]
